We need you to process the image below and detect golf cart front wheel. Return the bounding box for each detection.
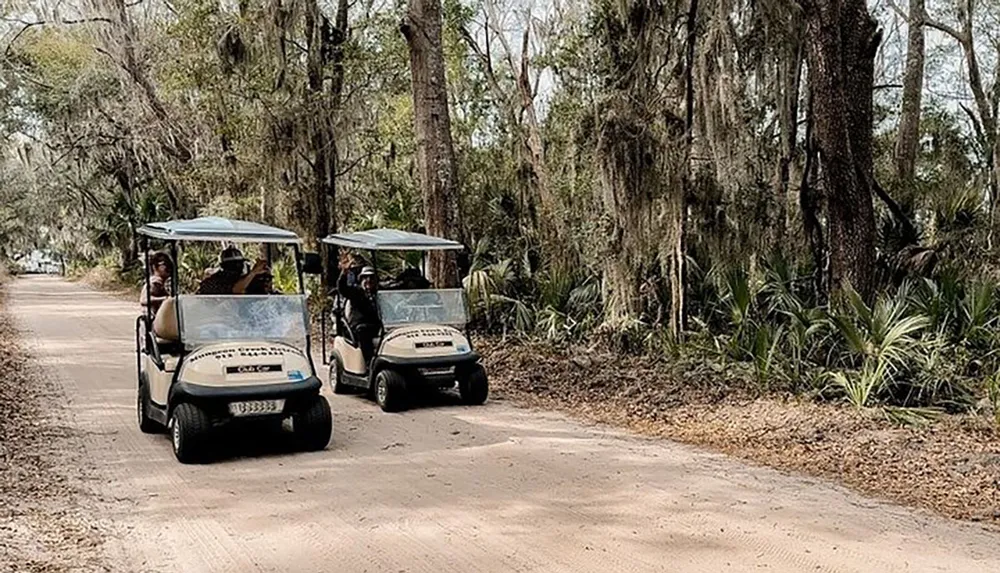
[171,403,212,464]
[375,370,408,413]
[137,382,162,434]
[459,364,489,406]
[331,358,351,395]
[293,395,332,451]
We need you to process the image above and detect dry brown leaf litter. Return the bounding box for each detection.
[0,275,109,572]
[481,339,1000,526]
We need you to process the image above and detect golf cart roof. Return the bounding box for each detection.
[137,217,301,244]
[321,229,464,251]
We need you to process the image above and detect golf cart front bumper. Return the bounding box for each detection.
[372,352,481,386]
[170,376,322,418]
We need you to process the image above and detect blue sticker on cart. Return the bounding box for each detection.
[456,345,469,353]
[287,370,305,381]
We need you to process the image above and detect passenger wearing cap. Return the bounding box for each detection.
[337,256,382,367]
[197,246,270,295]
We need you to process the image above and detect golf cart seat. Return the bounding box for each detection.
[344,299,357,329]
[341,300,381,348]
[152,297,183,355]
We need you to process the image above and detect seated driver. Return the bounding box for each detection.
[337,257,382,368]
[390,266,430,290]
[198,246,269,295]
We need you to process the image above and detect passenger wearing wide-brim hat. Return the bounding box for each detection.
[197,245,271,295]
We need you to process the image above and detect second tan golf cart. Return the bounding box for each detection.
[320,229,488,412]
[136,217,331,463]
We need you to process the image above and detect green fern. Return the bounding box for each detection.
[830,285,930,408]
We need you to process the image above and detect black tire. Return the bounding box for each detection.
[375,369,408,413]
[459,363,489,405]
[171,403,212,464]
[331,358,351,395]
[293,395,332,451]
[137,380,162,434]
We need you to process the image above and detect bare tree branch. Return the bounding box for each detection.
[960,103,986,147]
[4,17,114,55]
[459,25,510,103]
[918,11,964,42]
[335,149,375,177]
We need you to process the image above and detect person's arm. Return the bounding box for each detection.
[233,259,268,294]
[196,272,217,295]
[337,268,364,301]
[149,277,169,303]
[140,280,167,306]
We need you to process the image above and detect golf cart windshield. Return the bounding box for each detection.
[177,295,309,349]
[377,289,467,328]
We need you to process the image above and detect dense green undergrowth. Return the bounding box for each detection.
[465,249,1000,425]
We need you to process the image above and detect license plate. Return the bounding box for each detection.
[228,399,284,417]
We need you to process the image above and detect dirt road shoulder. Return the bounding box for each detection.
[0,275,109,573]
[484,340,1000,525]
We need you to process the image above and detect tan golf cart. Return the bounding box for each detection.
[320,229,488,412]
[135,217,331,463]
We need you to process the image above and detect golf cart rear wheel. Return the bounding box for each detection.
[331,358,351,395]
[293,395,332,451]
[171,403,212,464]
[375,369,407,413]
[137,382,162,434]
[459,364,489,406]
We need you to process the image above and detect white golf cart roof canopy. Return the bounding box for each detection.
[321,228,464,251]
[137,217,301,244]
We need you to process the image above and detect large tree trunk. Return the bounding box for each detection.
[326,0,349,287]
[895,0,925,185]
[802,0,879,300]
[799,84,827,297]
[305,0,332,247]
[305,0,348,288]
[401,0,463,287]
[774,33,804,247]
[595,0,685,332]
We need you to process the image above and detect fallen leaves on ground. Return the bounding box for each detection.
[0,274,109,572]
[481,338,1000,526]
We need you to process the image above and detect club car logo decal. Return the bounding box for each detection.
[415,340,453,349]
[225,364,282,374]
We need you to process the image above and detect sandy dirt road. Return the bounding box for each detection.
[8,275,1000,573]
